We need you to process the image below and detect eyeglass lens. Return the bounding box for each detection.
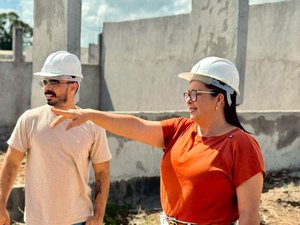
[183,90,197,102]
[183,89,215,102]
[39,80,74,88]
[39,80,60,87]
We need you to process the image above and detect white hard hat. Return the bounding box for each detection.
[34,51,84,82]
[178,56,239,106]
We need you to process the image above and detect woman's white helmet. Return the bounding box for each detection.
[178,56,240,106]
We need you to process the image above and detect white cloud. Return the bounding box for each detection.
[19,0,33,26]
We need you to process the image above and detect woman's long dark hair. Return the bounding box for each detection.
[206,84,248,133]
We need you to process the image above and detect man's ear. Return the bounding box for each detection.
[71,82,79,93]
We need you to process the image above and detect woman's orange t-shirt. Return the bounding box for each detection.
[160,117,265,224]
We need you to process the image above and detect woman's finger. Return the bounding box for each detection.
[49,115,66,128]
[66,117,86,130]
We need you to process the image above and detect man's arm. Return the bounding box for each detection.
[0,146,25,225]
[86,161,110,225]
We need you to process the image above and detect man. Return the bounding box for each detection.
[0,51,112,225]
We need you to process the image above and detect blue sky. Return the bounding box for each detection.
[0,0,286,47]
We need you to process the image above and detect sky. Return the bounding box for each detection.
[0,0,287,47]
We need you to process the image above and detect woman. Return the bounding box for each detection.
[50,56,265,225]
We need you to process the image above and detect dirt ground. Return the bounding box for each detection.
[0,153,299,225]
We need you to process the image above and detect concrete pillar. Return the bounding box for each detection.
[31,0,82,108]
[13,26,23,62]
[235,0,249,105]
[190,0,249,105]
[98,33,103,109]
[88,43,99,64]
[98,33,102,66]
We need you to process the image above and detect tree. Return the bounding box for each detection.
[0,11,33,50]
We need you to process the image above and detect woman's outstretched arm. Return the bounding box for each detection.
[50,108,165,148]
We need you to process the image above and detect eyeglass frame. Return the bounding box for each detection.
[183,89,216,102]
[39,79,75,88]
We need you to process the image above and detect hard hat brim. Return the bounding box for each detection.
[33,71,84,79]
[178,72,198,81]
[34,72,63,77]
[178,72,240,95]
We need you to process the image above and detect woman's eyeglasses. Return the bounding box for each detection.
[183,89,215,102]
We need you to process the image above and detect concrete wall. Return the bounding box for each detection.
[100,14,190,111]
[107,110,300,181]
[1,1,300,115]
[240,0,300,110]
[0,60,32,149]
[240,111,300,170]
[100,0,248,111]
[80,44,99,65]
[0,61,32,125]
[100,0,300,111]
[25,45,99,64]
[79,64,101,108]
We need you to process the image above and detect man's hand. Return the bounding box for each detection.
[0,208,10,225]
[85,215,103,225]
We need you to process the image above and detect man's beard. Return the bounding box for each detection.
[45,91,68,107]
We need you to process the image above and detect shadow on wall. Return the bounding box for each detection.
[8,177,161,224]
[0,126,14,151]
[108,176,161,209]
[239,114,300,150]
[100,73,115,111]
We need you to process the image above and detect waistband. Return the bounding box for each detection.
[160,212,237,225]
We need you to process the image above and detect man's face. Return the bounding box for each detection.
[39,79,75,107]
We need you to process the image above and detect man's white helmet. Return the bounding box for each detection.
[178,56,240,106]
[34,51,83,82]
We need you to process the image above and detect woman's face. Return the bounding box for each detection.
[185,80,217,123]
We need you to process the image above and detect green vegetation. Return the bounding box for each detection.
[0,11,33,50]
[104,203,133,225]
